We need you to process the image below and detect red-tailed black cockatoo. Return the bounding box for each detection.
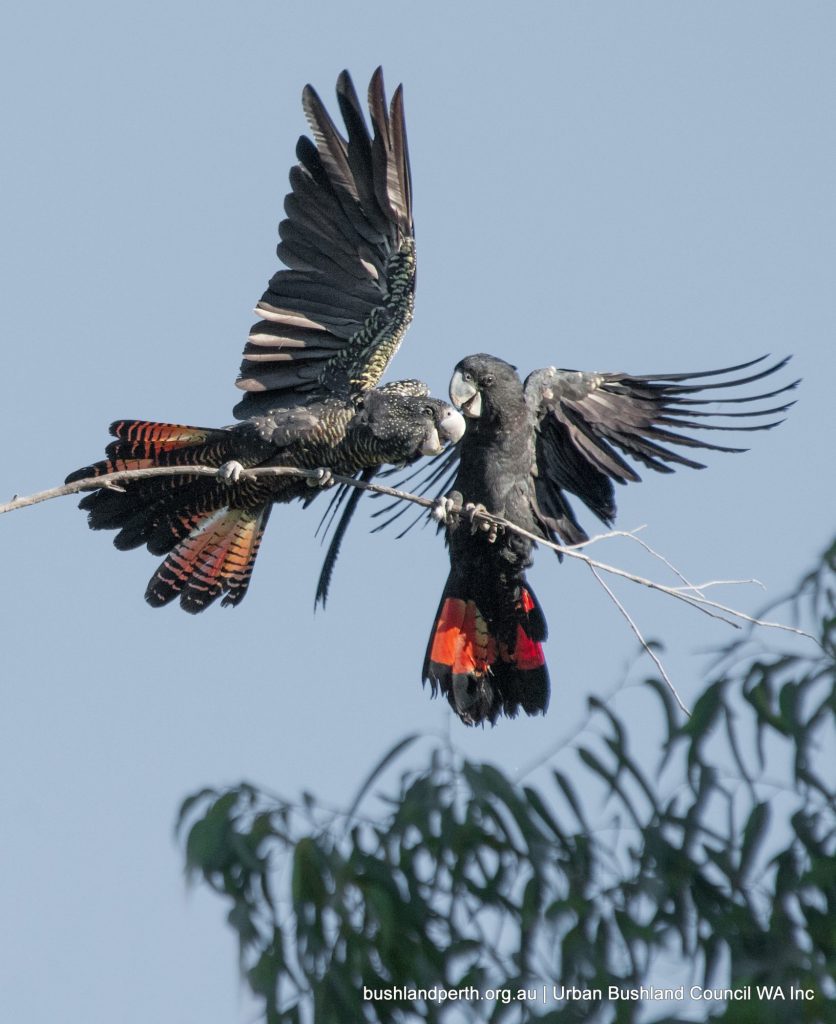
[66,70,464,612]
[422,352,796,726]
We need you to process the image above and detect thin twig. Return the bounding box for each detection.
[617,527,698,591]
[570,527,766,594]
[589,564,690,716]
[483,514,814,642]
[672,579,766,593]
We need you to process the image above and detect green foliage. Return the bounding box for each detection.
[177,540,836,1023]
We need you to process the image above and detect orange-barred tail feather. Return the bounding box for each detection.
[65,421,235,483]
[145,504,271,613]
[109,420,214,452]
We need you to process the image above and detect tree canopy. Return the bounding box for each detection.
[178,539,835,1023]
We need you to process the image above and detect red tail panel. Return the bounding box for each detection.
[424,584,550,726]
[427,597,466,667]
[428,598,497,677]
[510,588,547,672]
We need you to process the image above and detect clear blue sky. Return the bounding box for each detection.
[2,3,833,1021]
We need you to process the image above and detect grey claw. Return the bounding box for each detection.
[217,460,245,485]
[307,467,334,488]
[432,491,463,527]
[464,502,501,542]
[432,495,457,524]
[464,502,484,530]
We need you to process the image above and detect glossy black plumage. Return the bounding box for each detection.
[421,352,798,725]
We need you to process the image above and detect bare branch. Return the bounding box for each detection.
[0,465,436,517]
[2,463,815,647]
[478,513,815,642]
[1,466,313,515]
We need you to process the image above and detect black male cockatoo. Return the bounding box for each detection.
[422,352,796,725]
[66,70,464,612]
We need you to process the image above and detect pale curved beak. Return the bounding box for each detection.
[420,406,466,455]
[449,370,482,418]
[420,428,442,456]
[438,406,466,444]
